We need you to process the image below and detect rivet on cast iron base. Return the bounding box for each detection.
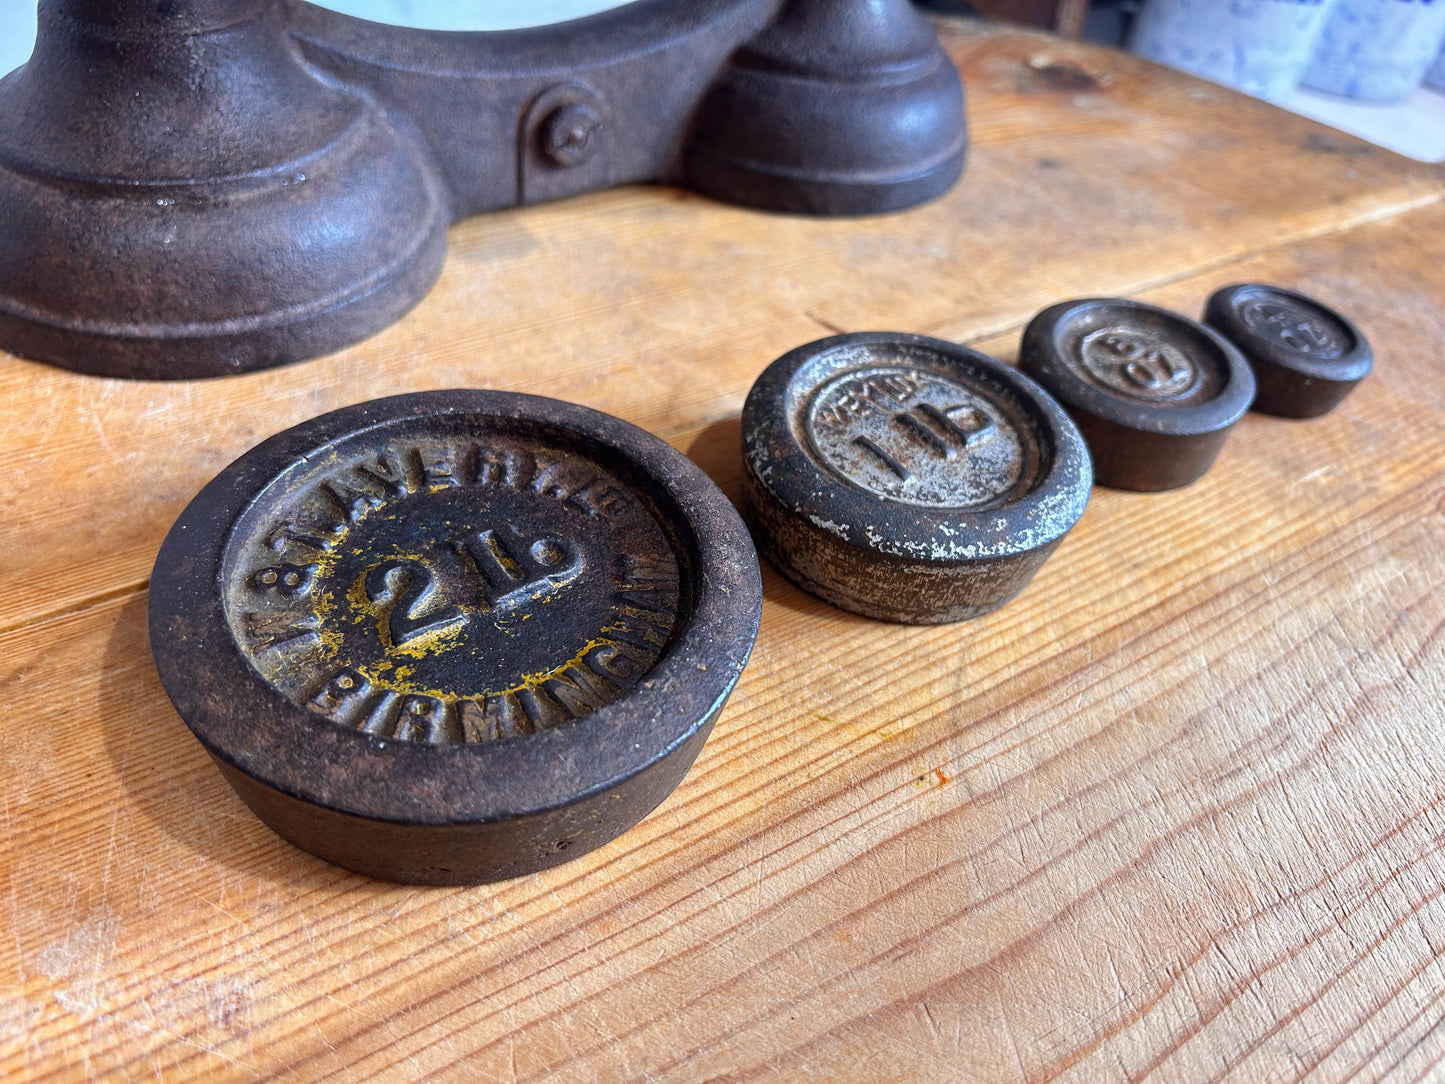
[1203,284,1372,418]
[742,333,1092,624]
[1020,299,1256,492]
[0,0,966,380]
[148,391,762,885]
[541,102,603,168]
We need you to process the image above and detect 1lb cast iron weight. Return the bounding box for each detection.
[1204,284,1372,418]
[742,333,1092,624]
[148,391,762,885]
[1020,298,1256,491]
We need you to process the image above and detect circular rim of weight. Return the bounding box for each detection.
[1022,298,1256,437]
[1204,282,1373,384]
[742,332,1092,565]
[147,389,762,829]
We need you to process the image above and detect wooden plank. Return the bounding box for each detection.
[3,169,1444,1079]
[1,23,1440,631]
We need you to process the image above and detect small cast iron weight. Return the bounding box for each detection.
[1204,284,1372,418]
[1020,299,1256,492]
[148,391,763,885]
[742,333,1092,624]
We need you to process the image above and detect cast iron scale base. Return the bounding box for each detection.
[0,0,968,380]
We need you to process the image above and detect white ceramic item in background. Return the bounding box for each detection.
[1129,0,1338,102]
[1302,0,1445,100]
[0,0,630,78]
[314,0,627,31]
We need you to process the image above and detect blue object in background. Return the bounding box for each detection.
[1129,0,1339,102]
[1428,33,1445,89]
[1301,0,1445,100]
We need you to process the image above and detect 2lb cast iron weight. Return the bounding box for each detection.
[1020,298,1256,491]
[149,391,762,885]
[742,333,1092,624]
[1204,283,1372,418]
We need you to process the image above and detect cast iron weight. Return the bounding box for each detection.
[148,391,763,884]
[0,0,966,380]
[1204,284,1372,418]
[1020,299,1256,492]
[742,333,1092,624]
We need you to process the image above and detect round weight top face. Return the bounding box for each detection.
[1232,288,1351,362]
[1072,324,1215,404]
[747,333,1090,565]
[1022,298,1255,437]
[222,414,684,743]
[150,391,762,851]
[803,362,1035,510]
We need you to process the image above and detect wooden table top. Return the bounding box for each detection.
[5,20,1445,1081]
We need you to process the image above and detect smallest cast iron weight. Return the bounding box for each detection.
[1019,298,1256,491]
[1203,284,1372,418]
[742,333,1092,624]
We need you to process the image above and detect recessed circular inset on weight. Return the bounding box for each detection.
[1020,298,1256,491]
[1076,326,1202,401]
[742,333,1092,624]
[148,391,762,885]
[1204,283,1372,418]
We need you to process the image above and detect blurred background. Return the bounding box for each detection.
[0,0,1440,161]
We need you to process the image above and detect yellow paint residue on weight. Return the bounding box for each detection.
[345,636,618,705]
[305,586,343,660]
[336,544,472,661]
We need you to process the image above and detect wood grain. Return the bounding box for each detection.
[4,20,1445,1081]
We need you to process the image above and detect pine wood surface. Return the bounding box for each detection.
[3,21,1445,1081]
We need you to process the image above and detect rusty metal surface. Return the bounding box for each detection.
[1019,298,1256,492]
[742,333,1091,624]
[0,0,966,379]
[682,0,968,214]
[0,0,450,380]
[1204,284,1372,419]
[147,390,763,884]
